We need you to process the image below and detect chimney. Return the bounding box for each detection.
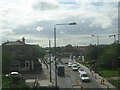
[22,37,25,43]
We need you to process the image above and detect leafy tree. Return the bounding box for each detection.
[63,44,74,53]
[32,46,46,58]
[100,43,119,70]
[2,51,15,73]
[84,44,98,61]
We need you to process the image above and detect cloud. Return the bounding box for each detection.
[32,1,59,11]
[2,29,16,35]
[0,0,118,46]
[36,26,44,31]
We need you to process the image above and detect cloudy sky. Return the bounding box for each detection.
[0,0,119,47]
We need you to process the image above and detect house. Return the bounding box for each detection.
[2,37,42,73]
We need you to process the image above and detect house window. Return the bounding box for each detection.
[21,62,25,67]
[25,61,30,68]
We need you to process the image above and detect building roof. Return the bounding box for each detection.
[2,37,26,46]
[3,40,26,45]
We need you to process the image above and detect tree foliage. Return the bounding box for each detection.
[84,44,98,61]
[2,50,15,73]
[32,46,46,58]
[100,43,119,69]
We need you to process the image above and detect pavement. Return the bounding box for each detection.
[77,62,117,89]
[25,62,54,88]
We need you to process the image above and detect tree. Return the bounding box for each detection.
[84,44,98,61]
[63,44,74,53]
[32,46,46,58]
[2,51,15,73]
[100,43,119,70]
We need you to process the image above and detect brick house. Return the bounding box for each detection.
[2,37,42,73]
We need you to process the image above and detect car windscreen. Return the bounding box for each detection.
[82,74,88,77]
[73,66,77,67]
[79,69,84,71]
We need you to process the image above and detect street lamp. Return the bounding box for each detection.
[54,22,76,87]
[109,34,116,43]
[91,35,100,73]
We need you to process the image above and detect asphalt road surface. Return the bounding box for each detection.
[49,58,101,88]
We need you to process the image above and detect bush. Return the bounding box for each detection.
[2,76,29,89]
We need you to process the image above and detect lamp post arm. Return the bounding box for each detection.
[55,22,76,26]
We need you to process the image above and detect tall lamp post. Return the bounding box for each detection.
[49,40,52,82]
[91,35,100,73]
[54,22,76,87]
[109,34,116,43]
[109,34,117,75]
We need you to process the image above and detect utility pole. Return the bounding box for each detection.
[91,35,100,74]
[97,36,100,74]
[49,40,52,82]
[54,26,57,87]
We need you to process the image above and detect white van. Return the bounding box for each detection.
[80,72,89,82]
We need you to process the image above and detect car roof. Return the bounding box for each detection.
[11,72,19,74]
[80,71,87,74]
[72,64,77,66]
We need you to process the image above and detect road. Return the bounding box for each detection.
[50,58,101,88]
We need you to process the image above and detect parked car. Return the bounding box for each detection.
[6,71,20,77]
[72,64,78,71]
[80,72,89,82]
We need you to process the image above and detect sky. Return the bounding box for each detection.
[0,0,119,47]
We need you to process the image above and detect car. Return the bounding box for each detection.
[77,64,80,69]
[73,60,77,64]
[72,64,78,71]
[68,62,72,67]
[6,71,20,77]
[64,62,68,64]
[10,72,19,75]
[80,72,89,82]
[78,68,85,74]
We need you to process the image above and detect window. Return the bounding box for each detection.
[25,61,30,68]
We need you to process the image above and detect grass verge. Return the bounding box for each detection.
[101,70,118,77]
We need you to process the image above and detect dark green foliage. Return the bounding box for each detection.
[100,43,119,70]
[84,45,98,60]
[101,70,118,77]
[84,43,119,70]
[63,44,74,53]
[2,76,29,88]
[2,51,15,73]
[32,46,46,58]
